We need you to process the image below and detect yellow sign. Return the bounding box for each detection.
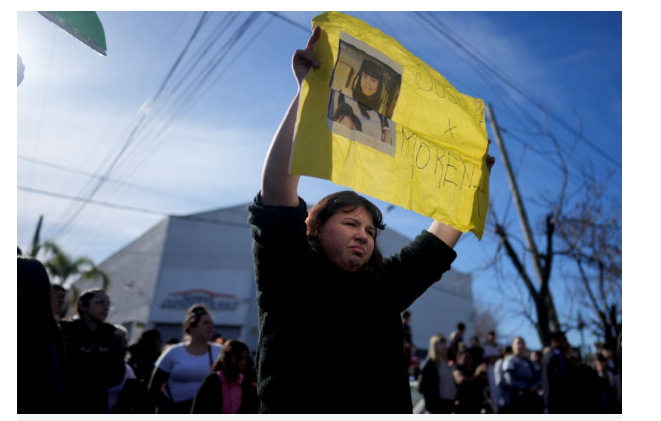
[291,12,489,239]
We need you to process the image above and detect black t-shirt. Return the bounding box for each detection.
[248,193,457,413]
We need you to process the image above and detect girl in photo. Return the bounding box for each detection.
[349,59,394,145]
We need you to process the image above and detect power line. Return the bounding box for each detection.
[17,154,218,206]
[416,12,621,170]
[266,11,309,32]
[56,13,266,250]
[86,12,262,226]
[18,185,251,229]
[48,12,212,239]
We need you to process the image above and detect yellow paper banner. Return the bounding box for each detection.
[291,12,490,239]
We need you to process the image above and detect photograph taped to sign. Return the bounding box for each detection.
[328,91,397,156]
[327,31,402,156]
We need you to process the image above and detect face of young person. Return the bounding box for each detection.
[317,206,376,273]
[360,72,379,98]
[436,340,448,358]
[512,338,526,356]
[190,313,214,342]
[224,349,249,379]
[51,289,65,314]
[84,292,110,324]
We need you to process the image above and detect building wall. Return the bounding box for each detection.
[146,205,260,350]
[85,204,474,353]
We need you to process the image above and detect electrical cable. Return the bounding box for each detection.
[47,11,212,239]
[416,12,621,170]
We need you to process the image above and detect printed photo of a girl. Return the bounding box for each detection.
[328,32,402,155]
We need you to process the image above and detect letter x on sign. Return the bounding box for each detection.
[444,119,456,138]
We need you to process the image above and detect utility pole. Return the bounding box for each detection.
[486,104,562,344]
[30,215,44,257]
[486,104,545,285]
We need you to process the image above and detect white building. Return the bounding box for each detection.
[77,203,476,352]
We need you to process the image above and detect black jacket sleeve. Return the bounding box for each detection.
[191,372,223,414]
[378,230,457,312]
[420,358,442,413]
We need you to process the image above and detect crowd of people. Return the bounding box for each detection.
[17,255,257,414]
[415,321,622,414]
[17,250,622,415]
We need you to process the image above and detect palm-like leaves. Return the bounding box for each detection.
[30,240,110,317]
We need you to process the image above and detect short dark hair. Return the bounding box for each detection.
[51,283,66,293]
[306,191,386,272]
[77,288,105,314]
[457,322,466,331]
[139,328,161,345]
[402,311,411,319]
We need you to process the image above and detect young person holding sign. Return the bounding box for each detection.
[248,26,495,414]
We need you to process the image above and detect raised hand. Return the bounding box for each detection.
[292,26,321,87]
[486,139,496,175]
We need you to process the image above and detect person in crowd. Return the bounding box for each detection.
[502,337,542,413]
[567,349,605,414]
[51,283,66,321]
[60,288,126,413]
[600,344,617,374]
[530,350,543,374]
[212,333,225,346]
[592,354,619,413]
[17,256,65,413]
[127,328,162,385]
[494,345,513,413]
[248,25,495,414]
[448,322,466,363]
[419,334,456,414]
[615,332,622,408]
[148,304,221,414]
[542,331,573,413]
[191,339,259,414]
[457,340,468,353]
[453,349,488,413]
[482,331,501,413]
[469,335,485,368]
[107,324,143,413]
[402,310,415,377]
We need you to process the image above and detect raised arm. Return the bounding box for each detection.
[260,26,321,207]
[427,151,495,247]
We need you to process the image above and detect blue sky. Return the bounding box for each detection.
[15,10,623,351]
